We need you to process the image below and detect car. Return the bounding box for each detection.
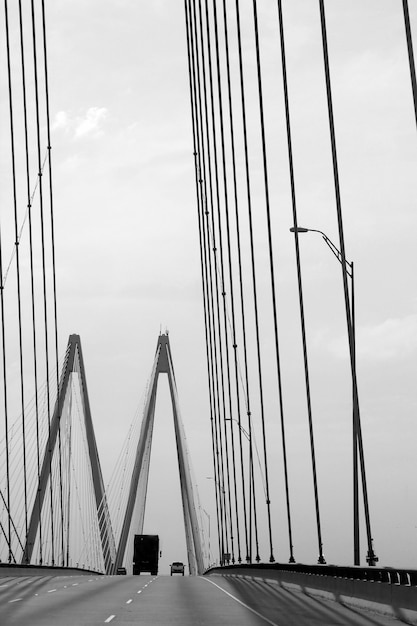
[170,561,185,576]
[116,566,127,575]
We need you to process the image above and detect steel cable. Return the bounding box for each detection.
[402,0,417,130]
[30,0,55,564]
[40,0,64,565]
[318,0,377,566]
[250,0,276,563]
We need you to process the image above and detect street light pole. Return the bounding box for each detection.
[290,226,377,566]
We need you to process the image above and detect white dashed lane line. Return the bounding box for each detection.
[47,589,57,593]
[126,599,132,604]
[104,616,115,623]
[8,598,22,603]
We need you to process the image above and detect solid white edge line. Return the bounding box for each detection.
[203,578,281,626]
[8,598,22,603]
[104,616,115,623]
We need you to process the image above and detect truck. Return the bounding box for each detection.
[133,534,159,575]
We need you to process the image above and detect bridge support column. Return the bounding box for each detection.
[114,333,205,575]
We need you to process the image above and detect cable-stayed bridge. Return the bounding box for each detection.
[1,1,417,624]
[0,331,203,575]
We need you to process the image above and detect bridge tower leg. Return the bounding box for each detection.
[114,333,205,575]
[22,335,115,572]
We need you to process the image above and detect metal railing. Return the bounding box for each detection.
[205,562,417,587]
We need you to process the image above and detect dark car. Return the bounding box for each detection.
[170,562,185,576]
[116,566,127,575]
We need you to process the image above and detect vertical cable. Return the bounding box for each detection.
[210,0,238,565]
[234,0,261,563]
[220,0,246,564]
[200,0,231,563]
[40,0,64,565]
[28,149,43,564]
[193,0,226,564]
[17,0,31,563]
[2,0,13,562]
[251,0,277,564]
[402,0,417,129]
[318,0,377,565]
[18,1,44,561]
[30,0,55,565]
[275,0,301,564]
[185,0,224,564]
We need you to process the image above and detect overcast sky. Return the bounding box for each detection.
[1,1,417,573]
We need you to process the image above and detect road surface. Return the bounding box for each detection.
[0,573,402,625]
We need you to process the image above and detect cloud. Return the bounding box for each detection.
[327,314,417,361]
[74,107,108,138]
[52,110,70,131]
[52,107,108,139]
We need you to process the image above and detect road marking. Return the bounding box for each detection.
[72,583,78,586]
[126,599,132,604]
[9,598,22,603]
[137,590,142,594]
[0,584,9,588]
[203,578,281,626]
[48,589,57,593]
[104,616,115,623]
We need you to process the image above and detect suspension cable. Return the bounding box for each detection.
[319,0,377,566]
[15,0,30,557]
[220,0,246,565]
[186,0,225,564]
[30,0,55,565]
[41,0,64,566]
[210,0,239,565]
[3,0,15,564]
[402,0,417,130]
[233,0,259,564]
[275,0,299,564]
[251,0,276,564]
[193,0,226,564]
[199,0,231,563]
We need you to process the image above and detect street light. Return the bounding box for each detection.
[290,225,378,567]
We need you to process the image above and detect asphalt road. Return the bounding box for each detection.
[0,573,402,625]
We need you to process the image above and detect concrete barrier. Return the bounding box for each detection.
[0,563,102,577]
[206,564,417,624]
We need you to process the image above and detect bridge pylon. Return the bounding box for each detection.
[22,334,115,572]
[114,333,205,575]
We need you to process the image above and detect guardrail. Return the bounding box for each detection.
[205,562,417,624]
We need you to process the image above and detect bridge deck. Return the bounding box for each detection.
[0,573,404,625]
